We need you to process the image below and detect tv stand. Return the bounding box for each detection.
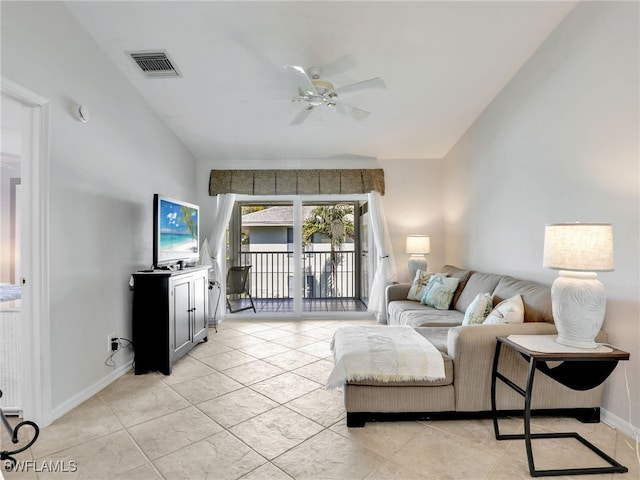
[132,266,210,375]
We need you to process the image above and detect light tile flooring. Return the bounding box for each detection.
[3,318,638,480]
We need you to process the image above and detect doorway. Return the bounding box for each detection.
[0,78,50,425]
[0,95,23,413]
[227,196,370,316]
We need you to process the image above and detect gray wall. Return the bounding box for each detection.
[2,2,198,412]
[442,1,639,428]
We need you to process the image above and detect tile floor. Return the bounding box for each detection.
[2,318,638,480]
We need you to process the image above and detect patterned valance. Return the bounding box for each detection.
[209,169,385,196]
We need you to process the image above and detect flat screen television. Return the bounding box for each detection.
[153,194,200,268]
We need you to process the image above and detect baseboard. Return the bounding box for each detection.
[601,408,640,440]
[49,360,132,424]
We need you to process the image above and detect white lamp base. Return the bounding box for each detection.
[408,255,428,281]
[551,271,606,349]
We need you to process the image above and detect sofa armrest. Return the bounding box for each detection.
[385,283,411,305]
[448,323,557,411]
[447,323,609,361]
[447,323,608,411]
[447,322,558,361]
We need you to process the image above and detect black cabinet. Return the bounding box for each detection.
[132,266,209,375]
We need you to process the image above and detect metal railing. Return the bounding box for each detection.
[238,251,356,299]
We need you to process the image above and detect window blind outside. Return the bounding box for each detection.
[209,169,385,196]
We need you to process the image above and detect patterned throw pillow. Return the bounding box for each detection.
[421,276,460,310]
[462,293,493,325]
[406,271,446,301]
[483,294,525,324]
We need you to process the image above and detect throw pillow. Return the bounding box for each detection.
[407,271,446,301]
[462,292,493,325]
[483,294,525,325]
[421,276,460,310]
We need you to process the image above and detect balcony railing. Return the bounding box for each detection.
[238,251,356,299]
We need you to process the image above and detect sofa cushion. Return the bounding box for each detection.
[407,271,444,301]
[421,276,460,310]
[484,294,525,324]
[387,300,429,325]
[393,307,464,328]
[415,326,450,355]
[439,265,472,308]
[454,272,504,313]
[493,277,553,323]
[462,293,493,325]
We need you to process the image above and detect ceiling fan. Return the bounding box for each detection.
[283,65,386,125]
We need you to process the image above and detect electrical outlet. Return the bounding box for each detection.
[107,333,116,353]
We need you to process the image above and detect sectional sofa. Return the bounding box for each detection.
[344,265,606,427]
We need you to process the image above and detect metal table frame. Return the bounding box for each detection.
[0,389,40,470]
[491,336,630,477]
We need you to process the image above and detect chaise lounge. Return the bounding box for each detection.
[342,265,607,427]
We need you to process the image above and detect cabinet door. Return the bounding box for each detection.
[192,273,208,341]
[172,278,192,357]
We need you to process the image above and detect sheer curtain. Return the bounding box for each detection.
[367,191,397,323]
[203,193,236,324]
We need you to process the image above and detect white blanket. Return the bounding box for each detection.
[326,325,446,389]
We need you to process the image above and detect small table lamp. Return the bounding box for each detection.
[406,235,431,280]
[543,223,614,348]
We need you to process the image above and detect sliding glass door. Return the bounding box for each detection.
[228,201,295,313]
[357,200,372,307]
[227,196,369,316]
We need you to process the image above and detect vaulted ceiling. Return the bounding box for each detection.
[65,1,576,162]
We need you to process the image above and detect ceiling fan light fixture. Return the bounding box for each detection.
[283,62,384,125]
[311,80,334,93]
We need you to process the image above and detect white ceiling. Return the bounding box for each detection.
[65,1,576,162]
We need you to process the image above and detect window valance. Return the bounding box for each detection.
[209,169,385,196]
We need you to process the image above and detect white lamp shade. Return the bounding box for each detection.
[543,222,613,348]
[543,223,614,271]
[406,235,431,255]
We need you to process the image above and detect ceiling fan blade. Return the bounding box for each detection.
[283,65,317,96]
[290,106,315,125]
[333,77,386,98]
[333,102,370,121]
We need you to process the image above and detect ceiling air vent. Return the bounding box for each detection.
[128,50,181,78]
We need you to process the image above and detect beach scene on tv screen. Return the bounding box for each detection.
[160,200,198,255]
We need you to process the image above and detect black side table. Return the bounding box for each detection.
[491,335,630,477]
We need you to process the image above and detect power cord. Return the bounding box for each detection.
[104,337,134,369]
[592,343,639,466]
[622,363,640,466]
[209,280,221,333]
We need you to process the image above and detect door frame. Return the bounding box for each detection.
[230,194,371,318]
[1,77,52,425]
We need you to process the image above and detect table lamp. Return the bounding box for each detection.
[406,235,430,280]
[543,223,614,348]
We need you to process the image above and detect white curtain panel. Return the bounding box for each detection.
[206,193,236,323]
[367,191,398,323]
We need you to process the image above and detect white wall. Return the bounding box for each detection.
[443,1,639,430]
[2,2,198,413]
[379,158,445,282]
[196,158,445,285]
